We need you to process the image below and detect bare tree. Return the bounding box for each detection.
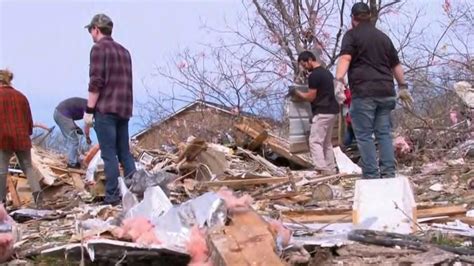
[139,0,471,143]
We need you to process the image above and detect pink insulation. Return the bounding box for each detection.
[268,219,292,247]
[186,226,212,266]
[217,187,253,212]
[450,109,458,125]
[0,204,13,263]
[394,136,411,155]
[111,217,161,246]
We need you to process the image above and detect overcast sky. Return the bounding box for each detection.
[0,0,242,136]
[0,0,456,136]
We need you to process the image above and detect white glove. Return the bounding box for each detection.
[84,112,94,127]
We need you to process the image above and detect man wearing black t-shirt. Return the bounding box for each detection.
[335,2,414,179]
[292,51,340,174]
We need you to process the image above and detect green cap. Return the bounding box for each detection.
[84,14,113,31]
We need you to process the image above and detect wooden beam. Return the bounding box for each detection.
[234,119,313,168]
[237,147,285,176]
[281,205,467,224]
[201,177,289,189]
[417,205,467,218]
[49,166,86,175]
[247,131,268,151]
[208,210,284,266]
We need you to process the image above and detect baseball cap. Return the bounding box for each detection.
[351,2,370,16]
[84,14,113,31]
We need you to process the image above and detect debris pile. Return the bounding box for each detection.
[2,112,473,265]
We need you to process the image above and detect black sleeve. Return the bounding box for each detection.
[308,70,321,91]
[340,31,356,56]
[387,38,400,68]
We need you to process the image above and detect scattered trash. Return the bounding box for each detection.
[429,183,444,192]
[334,146,362,174]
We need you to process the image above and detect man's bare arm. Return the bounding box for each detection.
[391,63,406,85]
[295,89,317,102]
[87,91,100,109]
[335,54,352,81]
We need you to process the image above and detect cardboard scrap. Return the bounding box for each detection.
[208,210,284,266]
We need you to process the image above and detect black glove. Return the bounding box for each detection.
[75,127,84,135]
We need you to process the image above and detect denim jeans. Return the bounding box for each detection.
[94,112,136,203]
[350,97,396,179]
[54,109,80,165]
[343,123,356,147]
[0,150,41,202]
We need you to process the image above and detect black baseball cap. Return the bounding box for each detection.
[351,2,370,16]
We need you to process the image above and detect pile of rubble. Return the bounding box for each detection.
[2,121,474,265]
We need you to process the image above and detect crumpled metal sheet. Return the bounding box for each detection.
[120,182,227,252]
[126,185,173,220]
[152,192,227,250]
[127,169,177,196]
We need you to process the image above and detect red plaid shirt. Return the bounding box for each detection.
[88,36,133,119]
[0,85,33,150]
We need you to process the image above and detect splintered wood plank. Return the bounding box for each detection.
[234,120,313,169]
[237,147,285,176]
[49,166,86,175]
[247,130,268,151]
[208,210,284,266]
[201,177,289,189]
[7,175,21,208]
[71,173,86,191]
[177,138,207,162]
[417,205,467,218]
[31,148,56,185]
[281,205,467,224]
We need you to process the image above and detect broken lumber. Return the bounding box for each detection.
[201,177,289,189]
[234,119,313,168]
[31,148,56,185]
[237,147,285,176]
[208,210,284,266]
[281,205,467,224]
[177,138,207,162]
[49,166,86,175]
[7,175,21,207]
[247,130,268,151]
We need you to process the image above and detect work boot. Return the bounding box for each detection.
[67,162,81,169]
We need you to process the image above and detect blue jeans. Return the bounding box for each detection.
[54,109,80,165]
[350,97,396,179]
[343,123,356,147]
[94,113,136,203]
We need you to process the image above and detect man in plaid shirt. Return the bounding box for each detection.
[84,14,136,205]
[0,70,42,205]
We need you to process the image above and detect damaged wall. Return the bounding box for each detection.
[135,104,273,150]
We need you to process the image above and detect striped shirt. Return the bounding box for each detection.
[88,36,133,119]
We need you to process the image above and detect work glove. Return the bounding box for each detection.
[86,136,92,145]
[398,84,414,110]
